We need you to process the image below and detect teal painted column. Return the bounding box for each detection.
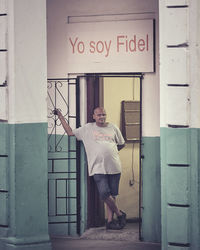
[161,128,190,250]
[0,123,51,250]
[161,128,200,250]
[141,136,161,242]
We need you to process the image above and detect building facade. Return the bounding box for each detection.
[0,0,199,249]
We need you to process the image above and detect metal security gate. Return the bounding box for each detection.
[47,78,80,236]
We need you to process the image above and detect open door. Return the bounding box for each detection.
[86,74,143,236]
[86,75,105,228]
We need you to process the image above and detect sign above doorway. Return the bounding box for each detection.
[66,19,154,73]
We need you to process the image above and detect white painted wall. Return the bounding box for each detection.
[159,0,200,129]
[7,0,47,124]
[47,0,160,136]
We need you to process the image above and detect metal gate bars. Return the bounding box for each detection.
[47,78,80,236]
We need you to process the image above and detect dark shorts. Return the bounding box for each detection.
[93,173,121,200]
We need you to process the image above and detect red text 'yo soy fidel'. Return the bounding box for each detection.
[69,34,149,58]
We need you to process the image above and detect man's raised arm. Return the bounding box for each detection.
[53,109,74,136]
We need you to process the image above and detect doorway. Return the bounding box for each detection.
[86,74,143,237]
[47,74,143,238]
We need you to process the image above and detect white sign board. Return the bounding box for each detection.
[66,19,154,73]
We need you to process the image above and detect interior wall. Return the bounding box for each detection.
[103,77,140,219]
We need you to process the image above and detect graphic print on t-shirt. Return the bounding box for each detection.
[93,130,113,142]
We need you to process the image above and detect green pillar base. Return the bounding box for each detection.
[0,123,52,250]
[0,236,52,250]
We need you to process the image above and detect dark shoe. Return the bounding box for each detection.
[106,220,122,230]
[118,210,126,228]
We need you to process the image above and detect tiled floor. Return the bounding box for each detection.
[80,222,139,241]
[51,223,161,250]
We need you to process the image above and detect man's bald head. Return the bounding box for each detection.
[93,107,107,127]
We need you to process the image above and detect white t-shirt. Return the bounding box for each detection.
[73,123,125,176]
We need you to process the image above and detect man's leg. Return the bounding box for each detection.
[93,174,126,229]
[104,196,122,219]
[104,195,126,229]
[106,203,113,223]
[104,196,123,230]
[106,173,127,228]
[105,196,119,222]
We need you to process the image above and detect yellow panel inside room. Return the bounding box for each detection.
[100,76,141,220]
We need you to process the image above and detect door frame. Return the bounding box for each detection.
[86,75,105,228]
[85,73,143,237]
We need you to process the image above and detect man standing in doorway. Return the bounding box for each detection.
[54,107,126,230]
